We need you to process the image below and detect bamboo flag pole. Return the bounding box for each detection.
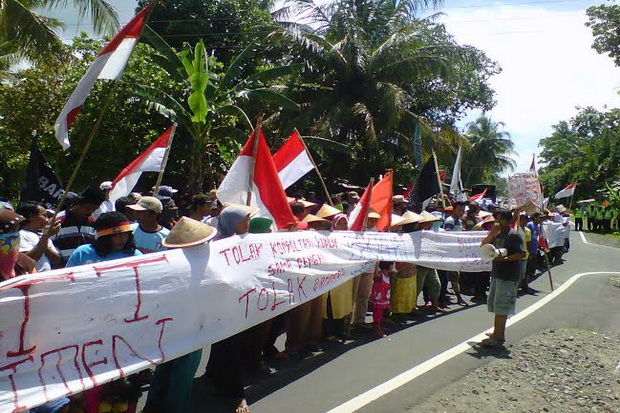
[152,123,178,196]
[295,128,334,206]
[432,150,446,209]
[246,116,263,206]
[51,3,156,219]
[362,177,375,231]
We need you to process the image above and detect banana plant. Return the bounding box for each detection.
[135,27,300,192]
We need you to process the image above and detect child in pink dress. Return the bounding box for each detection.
[371,261,392,337]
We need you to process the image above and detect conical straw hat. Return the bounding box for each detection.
[161,217,218,248]
[302,214,330,223]
[316,204,341,219]
[419,210,442,223]
[398,211,423,225]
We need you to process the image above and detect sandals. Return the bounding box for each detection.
[480,337,505,347]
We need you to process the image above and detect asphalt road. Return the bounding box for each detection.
[136,230,620,412]
[246,230,620,413]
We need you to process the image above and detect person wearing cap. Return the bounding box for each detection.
[392,195,408,216]
[346,191,360,214]
[52,186,105,264]
[157,185,178,199]
[0,208,36,281]
[128,196,170,254]
[143,217,217,413]
[91,181,116,220]
[16,202,61,271]
[480,209,526,347]
[187,193,211,223]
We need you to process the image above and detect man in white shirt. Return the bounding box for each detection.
[92,181,116,219]
[16,202,61,271]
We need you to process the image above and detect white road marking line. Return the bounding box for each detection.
[578,230,619,249]
[328,271,620,413]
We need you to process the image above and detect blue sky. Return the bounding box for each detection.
[49,0,620,175]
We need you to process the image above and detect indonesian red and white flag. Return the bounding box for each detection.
[272,130,314,189]
[554,183,576,199]
[469,188,487,202]
[349,181,373,231]
[54,3,153,150]
[109,126,173,202]
[217,129,296,229]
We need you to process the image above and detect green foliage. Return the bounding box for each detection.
[457,115,515,188]
[0,0,118,66]
[136,0,273,66]
[135,31,299,193]
[266,0,499,187]
[586,4,620,67]
[538,107,620,201]
[0,34,173,201]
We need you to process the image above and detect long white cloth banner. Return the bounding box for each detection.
[0,230,489,411]
[542,219,570,249]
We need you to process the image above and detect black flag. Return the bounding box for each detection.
[412,156,440,212]
[21,138,64,209]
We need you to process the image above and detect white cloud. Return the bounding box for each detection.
[438,4,620,174]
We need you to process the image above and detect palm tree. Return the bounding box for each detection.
[1,0,119,64]
[135,28,299,193]
[462,115,516,186]
[267,0,472,180]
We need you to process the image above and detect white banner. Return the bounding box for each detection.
[542,219,570,249]
[0,230,489,411]
[508,172,544,209]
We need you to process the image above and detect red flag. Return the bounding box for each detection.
[54,3,154,150]
[469,188,487,202]
[273,130,314,189]
[217,129,296,229]
[370,171,393,231]
[402,182,413,200]
[349,181,374,231]
[439,168,447,183]
[109,126,174,202]
[529,154,536,172]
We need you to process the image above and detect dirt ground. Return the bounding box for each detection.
[410,329,620,412]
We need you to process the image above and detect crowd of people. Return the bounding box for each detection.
[573,202,619,233]
[0,182,574,413]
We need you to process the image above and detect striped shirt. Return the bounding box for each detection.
[51,210,96,263]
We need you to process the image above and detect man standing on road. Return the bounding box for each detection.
[480,210,526,347]
[574,206,584,231]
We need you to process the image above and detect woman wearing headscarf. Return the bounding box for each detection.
[322,214,354,339]
[205,205,253,413]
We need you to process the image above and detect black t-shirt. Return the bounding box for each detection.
[491,228,526,281]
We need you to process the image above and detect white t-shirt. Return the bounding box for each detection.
[91,200,115,220]
[19,230,58,272]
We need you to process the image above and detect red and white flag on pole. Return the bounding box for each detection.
[217,129,296,229]
[54,3,154,150]
[349,181,374,231]
[469,188,487,202]
[554,183,576,199]
[272,130,314,189]
[109,126,174,202]
[529,154,536,172]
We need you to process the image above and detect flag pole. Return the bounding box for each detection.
[51,3,156,219]
[152,123,177,196]
[362,177,375,230]
[432,150,446,208]
[246,116,263,206]
[295,128,334,206]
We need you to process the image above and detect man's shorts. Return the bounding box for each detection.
[487,277,519,316]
